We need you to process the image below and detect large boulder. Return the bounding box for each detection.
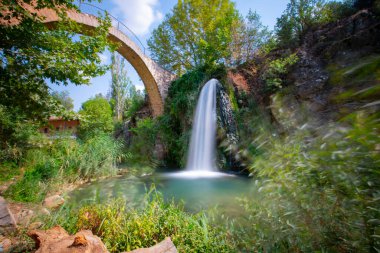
[0,197,17,234]
[8,201,40,228]
[28,226,109,253]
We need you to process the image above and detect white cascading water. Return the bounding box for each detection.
[186,79,218,172]
[165,79,233,178]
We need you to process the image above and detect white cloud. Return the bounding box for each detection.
[98,52,109,64]
[134,80,145,91]
[112,0,163,36]
[135,83,145,91]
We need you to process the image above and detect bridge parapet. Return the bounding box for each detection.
[77,2,147,54]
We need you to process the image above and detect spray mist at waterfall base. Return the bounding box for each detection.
[164,171,234,178]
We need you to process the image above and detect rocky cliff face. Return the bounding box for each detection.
[290,9,380,120]
[302,10,380,60]
[217,85,238,145]
[228,9,380,128]
[216,84,245,172]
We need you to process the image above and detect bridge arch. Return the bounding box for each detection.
[10,6,176,116]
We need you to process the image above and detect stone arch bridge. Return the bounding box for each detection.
[2,4,176,116]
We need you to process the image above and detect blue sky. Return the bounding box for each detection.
[51,0,289,111]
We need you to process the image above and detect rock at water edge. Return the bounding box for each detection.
[43,195,64,209]
[125,237,178,253]
[0,197,17,234]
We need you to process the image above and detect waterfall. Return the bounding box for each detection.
[166,78,234,178]
[186,79,218,172]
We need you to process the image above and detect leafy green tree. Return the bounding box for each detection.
[229,10,272,64]
[109,52,134,121]
[125,88,146,119]
[0,0,112,120]
[148,0,241,75]
[354,0,376,9]
[51,91,74,111]
[275,0,377,47]
[127,118,158,165]
[243,11,272,59]
[351,0,380,14]
[322,1,356,19]
[0,105,39,162]
[275,0,334,47]
[78,96,113,137]
[0,0,113,160]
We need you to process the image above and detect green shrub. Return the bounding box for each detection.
[262,53,298,92]
[78,96,114,138]
[126,118,159,166]
[78,134,123,179]
[0,161,20,182]
[46,189,235,253]
[125,93,145,119]
[6,170,46,202]
[5,134,123,202]
[0,105,40,162]
[236,111,380,252]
